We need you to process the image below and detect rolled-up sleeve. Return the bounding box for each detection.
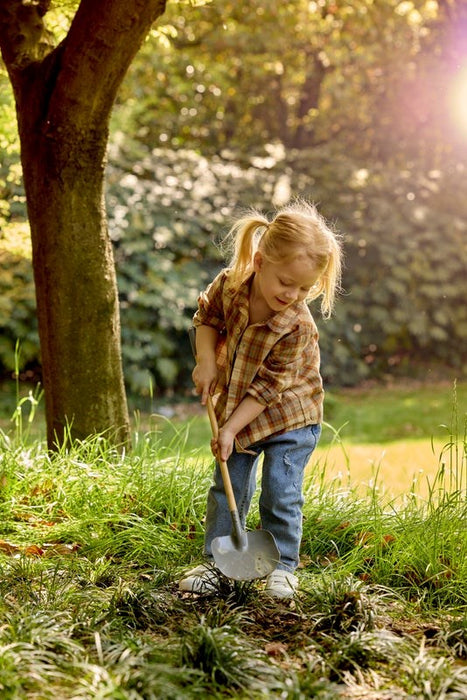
[193,270,227,332]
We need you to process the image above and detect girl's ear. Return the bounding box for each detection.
[253,251,263,272]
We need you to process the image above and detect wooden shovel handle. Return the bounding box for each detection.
[206,395,238,515]
[188,328,239,516]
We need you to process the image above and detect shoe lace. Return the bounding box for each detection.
[268,571,295,587]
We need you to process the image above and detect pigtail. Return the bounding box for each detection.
[318,232,343,318]
[224,212,269,290]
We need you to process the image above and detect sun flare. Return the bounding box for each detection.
[449,63,467,138]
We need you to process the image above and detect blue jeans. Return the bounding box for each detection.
[204,424,321,572]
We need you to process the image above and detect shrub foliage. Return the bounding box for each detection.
[1,143,466,396]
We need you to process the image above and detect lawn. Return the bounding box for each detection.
[4,378,464,498]
[0,378,465,698]
[142,379,467,498]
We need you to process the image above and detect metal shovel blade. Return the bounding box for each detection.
[212,528,280,581]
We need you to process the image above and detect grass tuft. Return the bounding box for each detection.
[0,384,464,698]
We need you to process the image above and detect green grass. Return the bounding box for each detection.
[2,378,465,447]
[145,381,467,498]
[322,380,467,444]
[0,389,465,699]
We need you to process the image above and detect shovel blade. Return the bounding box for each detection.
[212,530,280,581]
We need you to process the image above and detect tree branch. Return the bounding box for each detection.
[48,0,167,129]
[0,0,54,71]
[1,0,168,132]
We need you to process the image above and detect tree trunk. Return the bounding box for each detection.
[19,99,129,447]
[0,0,167,449]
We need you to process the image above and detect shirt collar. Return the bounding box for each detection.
[266,304,303,333]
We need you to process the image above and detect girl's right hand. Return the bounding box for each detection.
[192,360,218,406]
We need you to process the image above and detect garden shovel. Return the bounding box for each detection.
[205,395,280,580]
[189,327,279,581]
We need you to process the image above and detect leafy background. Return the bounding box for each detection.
[1,0,467,399]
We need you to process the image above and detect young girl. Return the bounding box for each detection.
[179,200,343,599]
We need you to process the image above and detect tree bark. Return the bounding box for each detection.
[0,0,167,448]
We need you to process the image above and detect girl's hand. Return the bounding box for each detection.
[211,426,236,462]
[192,360,218,406]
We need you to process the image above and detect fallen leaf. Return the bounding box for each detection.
[0,540,79,558]
[382,534,396,546]
[0,540,20,555]
[316,550,339,566]
[24,544,44,557]
[265,641,288,657]
[358,573,372,582]
[298,554,311,568]
[335,521,351,531]
[43,543,80,556]
[355,531,374,546]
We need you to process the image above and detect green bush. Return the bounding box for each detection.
[1,143,466,396]
[106,141,467,394]
[0,222,38,374]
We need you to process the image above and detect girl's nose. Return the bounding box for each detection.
[284,288,298,301]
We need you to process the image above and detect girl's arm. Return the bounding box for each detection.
[193,324,219,405]
[214,395,265,461]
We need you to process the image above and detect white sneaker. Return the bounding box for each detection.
[179,563,219,593]
[264,569,298,600]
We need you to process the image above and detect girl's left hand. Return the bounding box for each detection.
[211,426,235,462]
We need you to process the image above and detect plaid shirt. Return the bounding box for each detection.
[193,269,323,451]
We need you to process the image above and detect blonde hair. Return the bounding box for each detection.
[225,200,343,317]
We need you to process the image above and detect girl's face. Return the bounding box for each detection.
[252,251,321,313]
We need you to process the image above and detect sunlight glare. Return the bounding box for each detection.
[449,63,467,138]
